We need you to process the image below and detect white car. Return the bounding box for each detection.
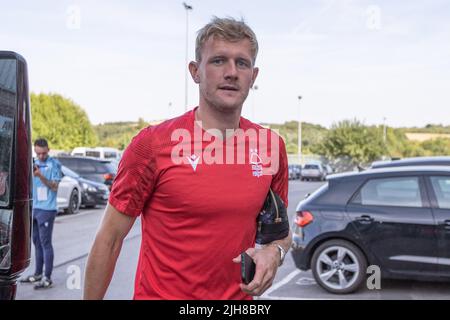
[57,175,81,214]
[301,163,327,181]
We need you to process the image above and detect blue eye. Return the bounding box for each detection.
[237,60,250,68]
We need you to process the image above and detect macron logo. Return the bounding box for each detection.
[187,154,200,172]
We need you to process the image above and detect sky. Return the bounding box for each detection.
[1,0,449,128]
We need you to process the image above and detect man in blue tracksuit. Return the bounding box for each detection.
[21,138,61,289]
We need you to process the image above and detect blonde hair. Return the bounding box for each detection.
[195,16,259,64]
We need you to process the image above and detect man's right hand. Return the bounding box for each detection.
[33,165,41,177]
[83,203,137,299]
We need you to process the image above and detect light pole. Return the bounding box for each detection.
[183,2,193,112]
[297,95,302,164]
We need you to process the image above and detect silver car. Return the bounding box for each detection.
[57,175,81,214]
[301,163,327,181]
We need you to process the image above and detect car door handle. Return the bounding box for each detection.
[355,215,374,224]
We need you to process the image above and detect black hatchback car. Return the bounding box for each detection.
[55,156,117,190]
[291,166,450,294]
[371,156,450,169]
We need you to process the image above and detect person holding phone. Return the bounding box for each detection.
[20,138,61,289]
[84,16,291,300]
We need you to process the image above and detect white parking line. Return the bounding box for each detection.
[261,269,302,298]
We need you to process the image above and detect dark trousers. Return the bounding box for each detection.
[32,209,57,279]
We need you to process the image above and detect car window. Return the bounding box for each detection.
[77,160,97,173]
[352,177,422,208]
[430,176,450,209]
[96,161,116,174]
[0,59,17,207]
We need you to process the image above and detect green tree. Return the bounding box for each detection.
[311,119,387,166]
[93,118,149,150]
[262,121,327,155]
[421,138,450,155]
[31,93,97,150]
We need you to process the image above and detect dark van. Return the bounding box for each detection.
[0,51,32,300]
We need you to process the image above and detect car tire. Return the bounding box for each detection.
[65,189,80,215]
[311,239,367,294]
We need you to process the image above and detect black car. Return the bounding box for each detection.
[61,165,109,208]
[291,166,450,294]
[371,156,450,169]
[55,156,117,190]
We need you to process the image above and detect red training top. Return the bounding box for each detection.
[109,107,288,300]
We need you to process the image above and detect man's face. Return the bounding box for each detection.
[35,146,49,162]
[190,37,259,113]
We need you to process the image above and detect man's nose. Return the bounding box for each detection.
[224,61,238,80]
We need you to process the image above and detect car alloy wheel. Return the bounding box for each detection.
[311,240,367,294]
[66,189,80,215]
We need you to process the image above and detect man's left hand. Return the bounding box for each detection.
[232,246,280,296]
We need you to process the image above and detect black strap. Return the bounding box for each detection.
[259,220,289,234]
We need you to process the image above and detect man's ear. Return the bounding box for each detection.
[251,67,259,88]
[189,61,200,84]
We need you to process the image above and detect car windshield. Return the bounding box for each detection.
[61,165,80,179]
[98,161,117,174]
[305,165,319,170]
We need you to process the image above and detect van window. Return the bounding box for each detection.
[103,151,117,159]
[0,59,16,206]
[85,151,100,158]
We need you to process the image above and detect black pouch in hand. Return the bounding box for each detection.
[255,189,289,245]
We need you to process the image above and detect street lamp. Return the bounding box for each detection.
[183,2,193,112]
[298,95,302,164]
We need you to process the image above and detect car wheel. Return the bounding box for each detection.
[311,239,367,294]
[65,189,80,215]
